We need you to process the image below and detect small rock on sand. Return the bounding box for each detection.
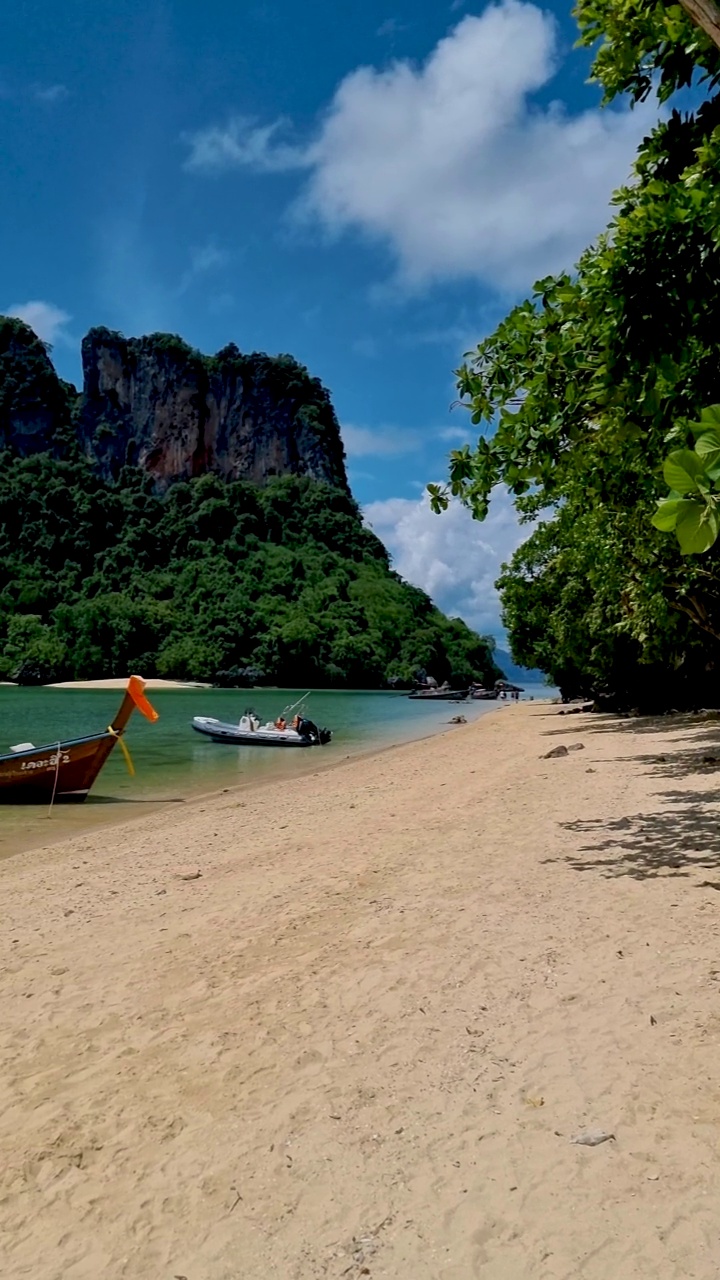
[543,745,569,759]
[174,869,202,881]
[570,1130,615,1147]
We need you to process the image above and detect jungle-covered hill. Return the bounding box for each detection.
[0,318,501,688]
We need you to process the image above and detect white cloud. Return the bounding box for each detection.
[297,4,656,290]
[5,300,71,346]
[183,116,304,174]
[342,423,421,457]
[438,425,471,442]
[182,1,657,292]
[176,240,230,295]
[376,18,407,37]
[190,242,228,274]
[33,83,69,104]
[401,324,475,349]
[351,336,380,358]
[364,485,531,634]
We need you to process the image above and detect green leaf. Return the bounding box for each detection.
[651,497,690,532]
[427,483,449,514]
[676,503,720,555]
[693,405,720,433]
[694,430,720,470]
[663,450,707,494]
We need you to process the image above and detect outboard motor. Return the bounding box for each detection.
[296,716,317,742]
[296,717,331,745]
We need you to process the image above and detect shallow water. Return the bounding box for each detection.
[0,684,553,855]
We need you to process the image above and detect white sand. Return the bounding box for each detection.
[2,703,720,1278]
[45,677,212,690]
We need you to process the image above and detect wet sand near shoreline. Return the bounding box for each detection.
[2,703,720,1278]
[0,708,494,862]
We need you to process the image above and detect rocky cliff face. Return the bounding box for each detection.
[0,318,349,493]
[79,329,348,492]
[0,318,76,456]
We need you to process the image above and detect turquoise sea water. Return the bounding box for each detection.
[0,683,554,855]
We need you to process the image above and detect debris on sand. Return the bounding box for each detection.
[569,1130,615,1147]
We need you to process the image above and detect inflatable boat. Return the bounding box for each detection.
[191,712,332,747]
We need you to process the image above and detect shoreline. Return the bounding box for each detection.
[0,701,513,862]
[3,702,719,1277]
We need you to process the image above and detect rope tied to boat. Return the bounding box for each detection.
[107,725,135,777]
[47,742,62,819]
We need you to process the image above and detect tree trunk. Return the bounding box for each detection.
[678,0,720,51]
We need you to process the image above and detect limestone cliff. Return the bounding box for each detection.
[0,317,77,456]
[0,318,349,493]
[79,329,348,491]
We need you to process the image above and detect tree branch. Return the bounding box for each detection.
[671,598,720,643]
[678,0,720,52]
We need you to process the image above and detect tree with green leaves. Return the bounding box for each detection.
[0,453,501,688]
[653,405,720,556]
[429,0,720,706]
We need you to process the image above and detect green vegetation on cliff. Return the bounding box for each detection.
[0,455,499,686]
[0,318,499,687]
[0,317,78,455]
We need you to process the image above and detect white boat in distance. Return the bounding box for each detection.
[192,711,332,748]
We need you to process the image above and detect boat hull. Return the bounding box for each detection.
[407,690,469,701]
[0,676,159,804]
[0,732,117,803]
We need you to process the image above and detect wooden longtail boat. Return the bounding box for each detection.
[0,676,159,804]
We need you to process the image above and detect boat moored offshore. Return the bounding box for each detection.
[192,711,332,747]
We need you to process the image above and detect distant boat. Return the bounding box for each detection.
[470,687,499,700]
[407,687,469,702]
[192,712,332,748]
[0,676,159,804]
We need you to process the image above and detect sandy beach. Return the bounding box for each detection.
[2,702,720,1278]
[44,678,212,690]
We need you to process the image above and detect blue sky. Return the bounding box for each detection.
[1,0,659,639]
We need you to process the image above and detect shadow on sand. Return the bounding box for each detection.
[539,709,720,881]
[86,795,186,806]
[557,790,720,881]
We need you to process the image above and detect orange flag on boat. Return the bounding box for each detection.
[128,675,160,722]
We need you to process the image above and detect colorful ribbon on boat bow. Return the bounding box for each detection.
[128,675,159,722]
[107,725,135,777]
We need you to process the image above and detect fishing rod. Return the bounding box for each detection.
[282,691,311,717]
